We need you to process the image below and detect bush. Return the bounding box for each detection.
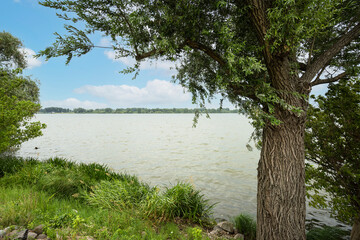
[233,213,256,240]
[165,182,213,222]
[142,182,214,224]
[306,226,349,240]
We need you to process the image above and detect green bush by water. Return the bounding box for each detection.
[306,225,349,240]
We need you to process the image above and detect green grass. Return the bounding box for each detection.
[233,213,256,240]
[0,156,214,239]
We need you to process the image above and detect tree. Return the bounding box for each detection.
[305,79,360,240]
[0,32,46,154]
[38,0,360,239]
[73,107,87,113]
[0,31,27,69]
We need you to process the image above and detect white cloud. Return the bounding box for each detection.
[74,79,191,107]
[21,48,42,69]
[99,37,112,47]
[104,50,177,75]
[42,98,108,110]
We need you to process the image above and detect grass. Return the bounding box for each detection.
[0,156,215,239]
[1,156,349,239]
[233,213,256,240]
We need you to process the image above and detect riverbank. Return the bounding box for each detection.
[0,156,245,239]
[0,156,350,239]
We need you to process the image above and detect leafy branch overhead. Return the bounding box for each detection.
[39,0,360,126]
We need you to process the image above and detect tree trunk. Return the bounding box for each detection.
[351,218,360,240]
[256,111,307,239]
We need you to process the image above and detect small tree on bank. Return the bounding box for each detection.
[305,79,360,240]
[0,32,46,154]
[38,0,360,239]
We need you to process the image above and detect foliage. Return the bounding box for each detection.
[0,31,26,69]
[0,70,46,154]
[306,226,349,240]
[305,78,360,225]
[187,227,203,240]
[0,32,46,154]
[233,213,256,240]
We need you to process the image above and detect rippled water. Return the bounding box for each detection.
[18,114,350,231]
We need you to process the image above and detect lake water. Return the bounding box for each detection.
[18,114,350,231]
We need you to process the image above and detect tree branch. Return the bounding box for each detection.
[134,39,227,68]
[307,37,316,66]
[310,72,347,86]
[114,3,140,56]
[298,62,307,71]
[184,39,226,67]
[300,23,360,83]
[135,49,160,61]
[92,45,113,49]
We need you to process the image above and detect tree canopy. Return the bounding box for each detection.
[38,0,360,239]
[305,79,360,238]
[0,32,46,154]
[0,31,27,69]
[39,0,360,122]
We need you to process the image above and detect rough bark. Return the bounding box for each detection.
[351,218,360,240]
[257,110,307,240]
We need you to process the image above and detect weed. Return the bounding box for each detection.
[187,227,203,240]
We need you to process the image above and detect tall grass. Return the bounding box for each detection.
[0,186,195,239]
[84,181,213,225]
[0,156,213,226]
[84,179,152,210]
[233,213,256,240]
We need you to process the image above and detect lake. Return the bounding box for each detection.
[18,114,350,231]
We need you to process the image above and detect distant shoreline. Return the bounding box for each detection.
[39,107,243,114]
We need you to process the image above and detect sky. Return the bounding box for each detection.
[1,0,327,110]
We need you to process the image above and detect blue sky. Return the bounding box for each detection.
[1,0,326,110]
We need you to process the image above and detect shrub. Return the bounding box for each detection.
[142,182,214,224]
[164,182,213,223]
[233,213,256,240]
[306,226,349,240]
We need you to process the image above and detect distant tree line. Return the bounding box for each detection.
[39,107,240,114]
